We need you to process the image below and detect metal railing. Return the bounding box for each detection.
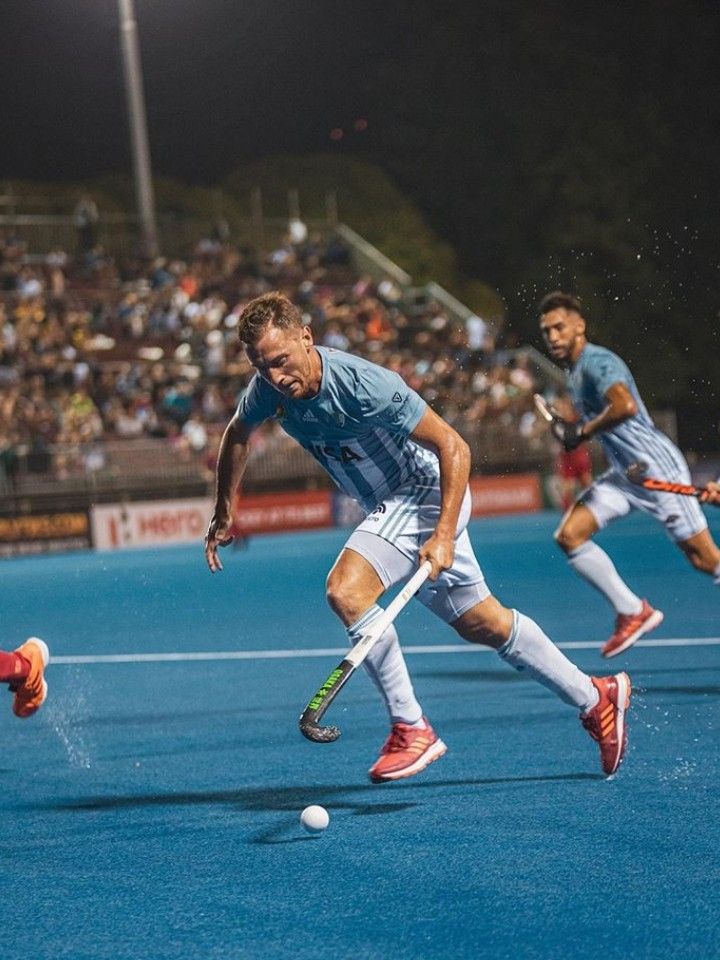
[0,436,330,508]
[332,226,504,338]
[0,422,554,516]
[333,223,412,286]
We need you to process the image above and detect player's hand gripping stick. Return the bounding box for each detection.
[298,561,433,743]
[533,393,585,452]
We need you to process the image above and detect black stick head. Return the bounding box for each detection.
[298,659,353,743]
[626,461,649,485]
[299,717,341,743]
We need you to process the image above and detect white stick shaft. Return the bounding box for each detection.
[533,393,554,423]
[345,561,432,668]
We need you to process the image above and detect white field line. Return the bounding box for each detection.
[49,636,720,665]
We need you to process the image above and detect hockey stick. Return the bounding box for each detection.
[299,561,432,743]
[533,393,558,423]
[625,461,707,499]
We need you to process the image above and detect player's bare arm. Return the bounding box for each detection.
[409,406,471,579]
[544,382,638,452]
[205,415,253,573]
[579,382,638,440]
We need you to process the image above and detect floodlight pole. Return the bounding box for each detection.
[118,0,158,257]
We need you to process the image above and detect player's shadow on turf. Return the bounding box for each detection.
[42,773,601,816]
[354,802,416,815]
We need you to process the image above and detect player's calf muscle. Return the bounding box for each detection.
[452,597,513,648]
[679,533,720,574]
[554,508,596,552]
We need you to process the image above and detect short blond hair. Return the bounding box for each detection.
[237,292,303,345]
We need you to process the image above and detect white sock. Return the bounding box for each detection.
[713,561,720,586]
[498,610,598,712]
[347,605,423,725]
[567,541,643,616]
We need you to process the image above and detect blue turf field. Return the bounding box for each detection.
[1,510,719,960]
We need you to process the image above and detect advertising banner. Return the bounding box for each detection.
[91,498,213,550]
[469,473,542,517]
[89,474,541,553]
[231,490,332,536]
[0,512,91,558]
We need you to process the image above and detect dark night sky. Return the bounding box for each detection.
[0,0,412,182]
[2,1,712,186]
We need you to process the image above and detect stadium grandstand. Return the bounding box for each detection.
[0,210,562,514]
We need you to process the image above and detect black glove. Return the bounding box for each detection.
[551,418,586,452]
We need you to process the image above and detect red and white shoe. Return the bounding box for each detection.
[368,717,447,783]
[581,673,632,776]
[602,600,663,658]
[9,638,50,718]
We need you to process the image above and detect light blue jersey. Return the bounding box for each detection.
[237,347,439,512]
[568,343,688,478]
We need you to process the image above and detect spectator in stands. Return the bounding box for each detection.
[73,195,99,256]
[161,381,194,426]
[181,413,208,455]
[0,431,19,492]
[466,313,487,353]
[322,321,350,351]
[107,397,145,439]
[288,217,308,246]
[362,297,394,347]
[58,388,103,445]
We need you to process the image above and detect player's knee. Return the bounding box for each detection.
[554,523,584,553]
[325,573,366,624]
[326,574,350,618]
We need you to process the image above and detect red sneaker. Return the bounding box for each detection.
[602,600,663,658]
[368,717,447,783]
[581,673,632,776]
[10,638,49,718]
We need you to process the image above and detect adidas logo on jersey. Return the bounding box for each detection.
[302,410,319,422]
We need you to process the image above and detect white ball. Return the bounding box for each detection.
[300,805,329,833]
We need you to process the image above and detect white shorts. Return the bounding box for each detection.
[343,478,490,624]
[580,468,708,544]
